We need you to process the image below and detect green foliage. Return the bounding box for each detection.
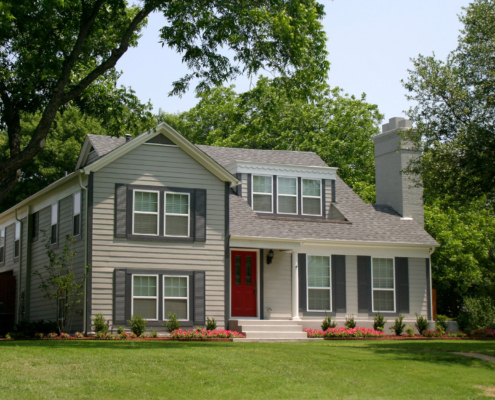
[206,317,217,331]
[435,315,450,333]
[390,314,406,336]
[163,312,181,332]
[373,313,387,331]
[345,315,356,329]
[405,326,415,337]
[116,326,125,335]
[457,296,495,332]
[92,313,109,334]
[150,329,158,338]
[415,313,429,335]
[13,320,57,338]
[128,315,147,337]
[159,79,383,203]
[321,316,337,330]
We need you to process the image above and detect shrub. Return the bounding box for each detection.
[373,313,387,331]
[59,333,70,339]
[323,327,383,338]
[164,312,181,332]
[435,315,449,333]
[35,332,44,339]
[206,317,217,330]
[405,326,415,337]
[321,316,337,330]
[47,332,58,339]
[345,315,356,329]
[446,331,467,338]
[150,329,158,338]
[13,319,58,337]
[74,332,84,338]
[415,313,429,335]
[117,326,125,335]
[5,333,13,339]
[128,315,147,336]
[422,330,444,338]
[457,296,495,332]
[170,329,245,339]
[92,313,109,334]
[390,314,406,336]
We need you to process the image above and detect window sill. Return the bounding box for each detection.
[126,234,194,243]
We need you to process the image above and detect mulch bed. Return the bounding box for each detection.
[323,336,495,341]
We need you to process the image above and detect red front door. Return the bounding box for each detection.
[231,251,257,317]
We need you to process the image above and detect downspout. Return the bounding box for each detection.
[14,208,23,322]
[78,171,89,334]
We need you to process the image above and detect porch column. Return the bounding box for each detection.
[291,252,301,320]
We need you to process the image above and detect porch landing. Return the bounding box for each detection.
[229,319,307,340]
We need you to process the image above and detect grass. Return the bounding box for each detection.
[1,340,495,399]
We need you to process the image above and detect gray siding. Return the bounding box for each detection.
[263,250,292,319]
[409,257,428,317]
[87,151,99,166]
[91,144,227,329]
[345,255,359,316]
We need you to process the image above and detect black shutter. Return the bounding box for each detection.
[113,269,127,324]
[395,257,410,314]
[114,184,127,238]
[194,189,207,242]
[357,256,372,313]
[194,271,206,325]
[298,253,307,313]
[332,255,346,313]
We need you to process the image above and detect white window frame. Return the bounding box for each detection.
[306,255,332,312]
[302,179,322,216]
[163,275,190,321]
[50,202,59,245]
[131,274,159,321]
[371,257,396,313]
[14,221,21,259]
[0,228,6,263]
[277,176,298,215]
[73,191,82,236]
[164,191,190,237]
[132,189,160,236]
[251,174,273,213]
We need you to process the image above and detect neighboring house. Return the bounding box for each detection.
[0,117,438,338]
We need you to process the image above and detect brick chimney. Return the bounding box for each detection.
[373,117,424,226]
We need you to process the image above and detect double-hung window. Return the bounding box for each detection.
[50,203,58,245]
[372,258,395,312]
[307,256,331,311]
[132,275,158,320]
[163,276,189,320]
[133,190,159,235]
[302,179,322,216]
[31,212,39,241]
[277,177,297,214]
[165,193,190,237]
[0,228,5,263]
[14,221,20,259]
[252,175,272,213]
[73,191,81,237]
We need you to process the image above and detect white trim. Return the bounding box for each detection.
[306,255,332,312]
[72,191,82,236]
[13,221,20,259]
[163,275,190,321]
[164,192,190,237]
[371,257,396,313]
[131,274,159,321]
[132,189,160,236]
[143,143,178,147]
[301,179,322,217]
[251,174,273,214]
[277,176,298,215]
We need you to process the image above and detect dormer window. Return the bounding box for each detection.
[252,175,273,213]
[302,179,322,216]
[277,177,297,214]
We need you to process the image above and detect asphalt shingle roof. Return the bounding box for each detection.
[87,134,127,158]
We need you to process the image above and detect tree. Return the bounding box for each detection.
[159,78,382,202]
[0,0,329,204]
[403,0,495,203]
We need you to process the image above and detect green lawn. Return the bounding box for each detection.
[1,340,495,399]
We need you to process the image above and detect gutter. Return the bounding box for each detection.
[78,171,89,334]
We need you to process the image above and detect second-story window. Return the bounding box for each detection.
[302,179,322,216]
[14,221,20,259]
[277,177,297,214]
[50,203,58,245]
[133,190,159,235]
[0,228,5,263]
[31,212,39,241]
[165,193,190,237]
[73,191,81,237]
[252,175,272,213]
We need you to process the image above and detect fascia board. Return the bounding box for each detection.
[75,137,92,170]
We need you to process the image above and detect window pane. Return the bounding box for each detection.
[14,241,19,258]
[15,222,20,240]
[135,192,158,213]
[278,177,296,195]
[134,276,157,297]
[246,257,252,286]
[278,196,297,214]
[373,258,394,289]
[253,175,272,194]
[0,230,4,247]
[165,299,188,320]
[235,256,241,285]
[303,198,321,215]
[73,192,81,215]
[133,298,157,319]
[373,290,394,312]
[73,215,80,236]
[308,289,330,311]
[134,213,158,235]
[308,256,330,287]
[303,179,321,196]
[165,215,189,236]
[51,203,58,225]
[51,224,57,244]
[253,194,272,212]
[164,277,188,297]
[166,193,189,215]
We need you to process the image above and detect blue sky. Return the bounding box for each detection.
[118,0,471,122]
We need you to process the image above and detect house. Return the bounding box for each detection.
[0,117,438,338]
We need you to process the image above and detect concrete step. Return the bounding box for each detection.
[243,331,308,339]
[240,325,304,332]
